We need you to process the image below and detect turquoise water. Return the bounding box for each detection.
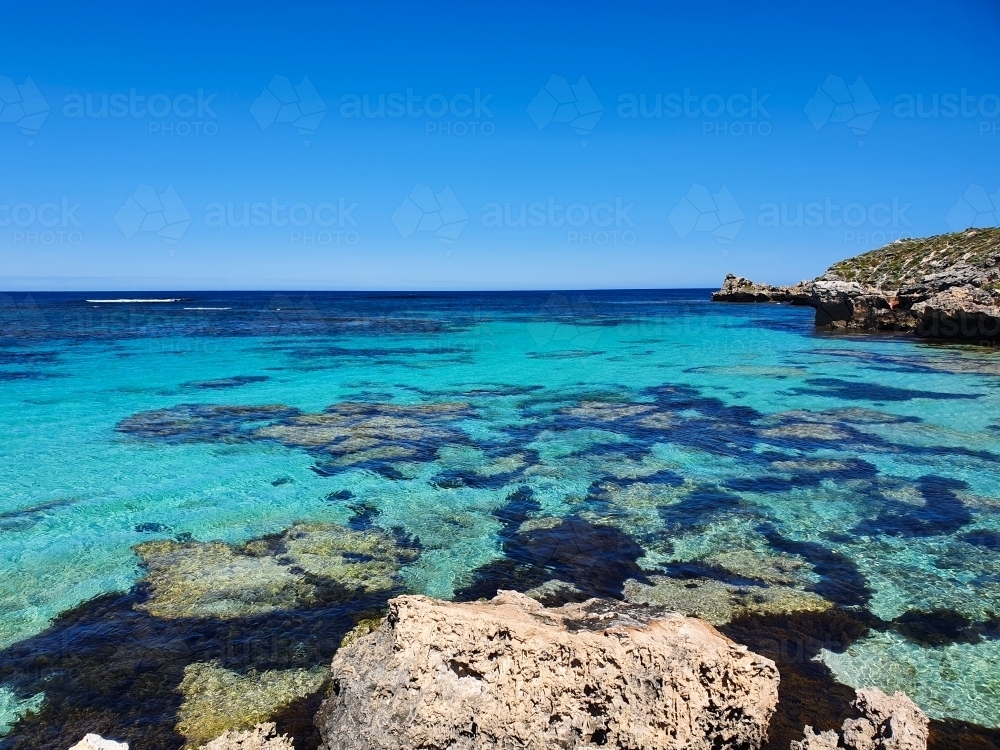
[2,291,1000,744]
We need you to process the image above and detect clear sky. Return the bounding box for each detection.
[2,0,1000,291]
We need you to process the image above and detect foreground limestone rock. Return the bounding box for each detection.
[67,736,128,750]
[200,723,295,750]
[791,688,928,750]
[317,591,779,750]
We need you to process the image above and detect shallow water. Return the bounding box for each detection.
[2,290,1000,745]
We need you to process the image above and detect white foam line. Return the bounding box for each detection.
[86,299,185,303]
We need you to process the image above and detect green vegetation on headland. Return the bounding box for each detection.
[714,228,1000,339]
[826,227,1000,290]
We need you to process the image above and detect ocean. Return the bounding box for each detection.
[1,290,999,748]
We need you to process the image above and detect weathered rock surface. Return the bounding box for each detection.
[67,735,129,750]
[841,689,928,750]
[199,723,296,750]
[790,688,928,750]
[910,284,1000,338]
[317,590,779,750]
[791,728,840,750]
[711,274,814,303]
[713,228,1000,340]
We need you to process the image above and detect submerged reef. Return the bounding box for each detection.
[117,400,484,480]
[3,380,996,746]
[136,523,418,620]
[0,522,417,750]
[177,663,325,748]
[181,376,271,390]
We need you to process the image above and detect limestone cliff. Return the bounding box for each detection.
[713,228,1000,340]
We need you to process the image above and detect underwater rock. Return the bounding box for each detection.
[250,401,476,477]
[316,590,779,750]
[791,688,929,750]
[199,723,294,750]
[136,523,418,620]
[563,400,656,421]
[760,423,852,441]
[624,574,831,626]
[455,510,651,603]
[118,400,477,478]
[182,376,270,390]
[135,539,310,619]
[178,662,324,748]
[116,404,297,442]
[67,736,129,750]
[704,548,814,586]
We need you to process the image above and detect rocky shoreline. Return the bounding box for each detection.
[69,592,930,750]
[712,229,1000,340]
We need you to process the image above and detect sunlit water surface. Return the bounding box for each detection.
[1,290,999,744]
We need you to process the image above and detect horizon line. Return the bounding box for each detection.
[2,286,722,295]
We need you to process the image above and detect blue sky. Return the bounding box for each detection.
[2,0,999,290]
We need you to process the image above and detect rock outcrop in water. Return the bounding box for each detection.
[711,274,814,303]
[713,228,1000,340]
[791,688,928,750]
[316,591,779,750]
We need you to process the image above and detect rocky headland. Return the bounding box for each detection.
[712,228,1000,340]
